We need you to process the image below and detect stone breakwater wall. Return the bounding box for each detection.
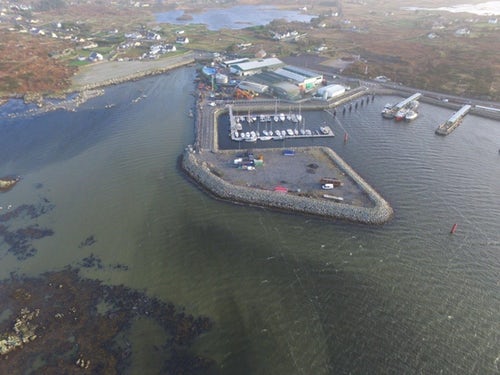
[181,147,393,224]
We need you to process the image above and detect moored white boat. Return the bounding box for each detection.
[245,131,258,142]
[405,110,418,121]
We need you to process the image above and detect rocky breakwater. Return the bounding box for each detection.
[181,146,393,224]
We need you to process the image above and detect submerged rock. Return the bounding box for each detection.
[0,268,214,373]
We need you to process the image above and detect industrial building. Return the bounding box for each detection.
[244,71,301,100]
[229,58,284,76]
[222,57,250,68]
[211,56,328,100]
[274,66,324,93]
[316,84,346,100]
[237,80,269,94]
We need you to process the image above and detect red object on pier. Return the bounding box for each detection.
[274,186,288,193]
[450,223,458,234]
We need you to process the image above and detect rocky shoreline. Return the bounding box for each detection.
[181,145,394,224]
[2,53,196,118]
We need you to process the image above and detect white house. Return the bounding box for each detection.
[176,36,189,44]
[455,28,470,36]
[88,52,103,62]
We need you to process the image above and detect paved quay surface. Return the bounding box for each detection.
[201,148,373,208]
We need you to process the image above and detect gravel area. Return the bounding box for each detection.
[70,52,195,90]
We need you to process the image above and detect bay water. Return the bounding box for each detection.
[0,68,499,374]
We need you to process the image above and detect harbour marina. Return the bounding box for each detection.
[183,91,394,224]
[228,104,335,142]
[186,69,498,223]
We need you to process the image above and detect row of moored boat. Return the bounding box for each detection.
[231,126,334,142]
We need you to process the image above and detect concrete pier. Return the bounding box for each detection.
[394,92,422,110]
[435,104,472,135]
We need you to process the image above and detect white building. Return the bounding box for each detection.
[274,66,323,92]
[230,58,284,76]
[317,84,346,99]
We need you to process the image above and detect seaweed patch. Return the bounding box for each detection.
[0,268,214,373]
[0,201,55,261]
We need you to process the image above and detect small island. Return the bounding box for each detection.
[0,176,20,192]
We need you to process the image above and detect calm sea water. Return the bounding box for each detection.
[1,68,499,374]
[155,5,316,30]
[404,2,500,16]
